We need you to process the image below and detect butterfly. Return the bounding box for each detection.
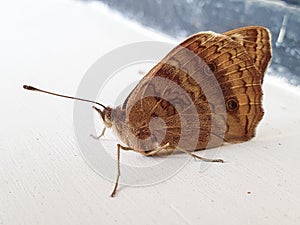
[101,26,272,151]
[24,26,272,196]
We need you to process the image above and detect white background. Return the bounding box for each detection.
[1,0,300,224]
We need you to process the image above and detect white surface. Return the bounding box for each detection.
[1,0,300,224]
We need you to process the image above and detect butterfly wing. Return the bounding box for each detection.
[124,27,270,151]
[223,26,272,82]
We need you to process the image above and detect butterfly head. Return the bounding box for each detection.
[93,106,113,128]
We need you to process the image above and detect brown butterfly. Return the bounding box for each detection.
[24,26,272,197]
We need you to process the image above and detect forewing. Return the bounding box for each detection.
[223,26,272,82]
[125,29,268,151]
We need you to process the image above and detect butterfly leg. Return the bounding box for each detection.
[110,143,174,196]
[118,143,173,156]
[176,146,224,163]
[142,144,223,162]
[90,127,106,140]
[110,144,122,197]
[111,144,143,197]
[142,143,174,156]
[115,144,162,155]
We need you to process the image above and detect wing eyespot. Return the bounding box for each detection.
[226,98,239,112]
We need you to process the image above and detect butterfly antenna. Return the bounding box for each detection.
[23,85,107,109]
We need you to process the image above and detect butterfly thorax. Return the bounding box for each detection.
[110,106,162,151]
[110,106,133,147]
